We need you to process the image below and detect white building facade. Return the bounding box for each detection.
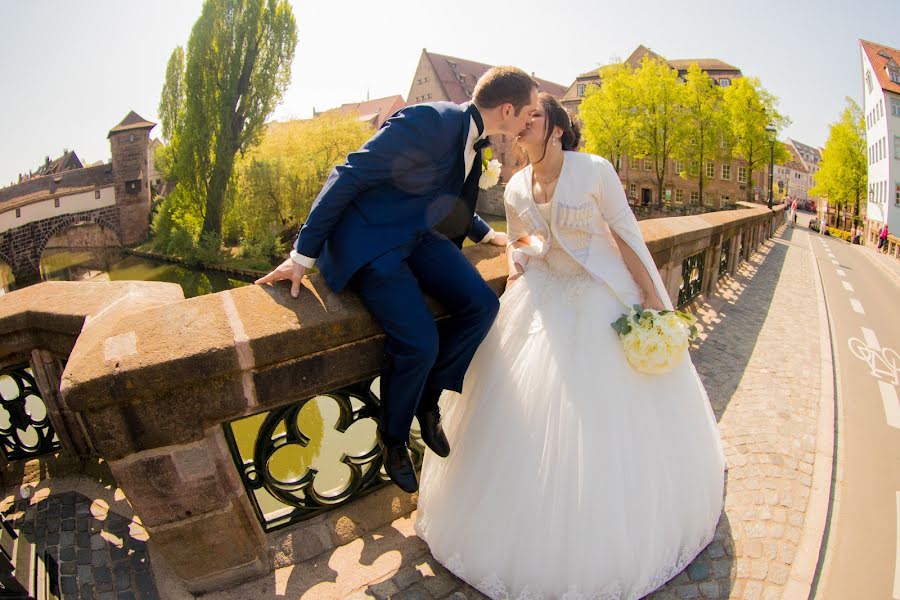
[860,39,900,237]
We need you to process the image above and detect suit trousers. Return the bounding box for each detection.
[351,231,500,444]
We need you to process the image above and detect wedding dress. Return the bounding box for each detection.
[415,153,725,600]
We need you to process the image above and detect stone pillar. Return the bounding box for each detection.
[29,349,93,459]
[105,428,269,593]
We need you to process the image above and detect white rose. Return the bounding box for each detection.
[479,159,502,190]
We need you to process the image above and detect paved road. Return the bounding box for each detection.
[804,214,900,599]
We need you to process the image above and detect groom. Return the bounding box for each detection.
[256,67,540,493]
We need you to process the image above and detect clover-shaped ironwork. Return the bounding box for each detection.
[225,376,425,530]
[0,365,60,460]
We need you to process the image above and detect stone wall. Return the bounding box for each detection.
[43,221,120,249]
[0,204,780,593]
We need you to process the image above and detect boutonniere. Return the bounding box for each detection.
[479,147,502,190]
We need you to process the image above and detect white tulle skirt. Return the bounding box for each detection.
[415,250,726,600]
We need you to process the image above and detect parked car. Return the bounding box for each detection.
[808,218,820,232]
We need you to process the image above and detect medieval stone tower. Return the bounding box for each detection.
[108,111,155,244]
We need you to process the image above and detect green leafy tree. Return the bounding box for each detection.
[677,63,728,206]
[809,98,867,225]
[164,0,298,246]
[579,63,635,172]
[629,57,690,209]
[225,114,372,260]
[723,77,790,202]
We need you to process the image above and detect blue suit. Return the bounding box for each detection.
[295,102,499,443]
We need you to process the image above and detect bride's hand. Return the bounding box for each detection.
[506,271,524,289]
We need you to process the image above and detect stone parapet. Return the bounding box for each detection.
[0,204,779,593]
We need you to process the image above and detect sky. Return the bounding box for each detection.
[1,0,898,188]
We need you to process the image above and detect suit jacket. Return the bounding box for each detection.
[294,102,491,292]
[504,151,673,311]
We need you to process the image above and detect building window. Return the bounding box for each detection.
[577,84,586,97]
[719,78,731,87]
[15,208,21,218]
[866,71,873,93]
[890,68,900,85]
[95,190,101,199]
[892,98,900,117]
[426,93,432,100]
[644,158,653,171]
[738,166,748,183]
[128,134,135,143]
[690,161,700,176]
[705,162,715,178]
[126,179,142,193]
[704,192,713,206]
[895,182,900,206]
[721,164,731,180]
[629,156,640,170]
[690,191,700,204]
[674,160,684,174]
[721,194,731,205]
[676,189,684,203]
[895,136,900,159]
[54,198,60,208]
[629,183,637,199]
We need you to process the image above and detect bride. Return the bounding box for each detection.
[415,93,725,599]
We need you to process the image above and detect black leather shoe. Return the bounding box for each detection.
[417,408,450,457]
[380,439,418,493]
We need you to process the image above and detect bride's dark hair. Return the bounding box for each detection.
[532,92,581,164]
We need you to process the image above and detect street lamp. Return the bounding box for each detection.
[765,123,777,210]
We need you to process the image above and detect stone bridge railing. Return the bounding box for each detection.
[0,204,781,593]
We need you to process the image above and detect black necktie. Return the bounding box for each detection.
[474,138,491,152]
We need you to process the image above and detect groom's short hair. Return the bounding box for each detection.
[473,67,539,115]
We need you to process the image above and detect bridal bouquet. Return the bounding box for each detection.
[479,148,502,190]
[611,305,698,375]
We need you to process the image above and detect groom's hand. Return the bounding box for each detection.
[489,232,509,247]
[255,257,307,299]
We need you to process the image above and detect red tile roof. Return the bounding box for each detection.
[108,111,156,138]
[424,51,567,103]
[320,95,406,129]
[860,39,900,96]
[0,164,114,211]
[574,45,741,82]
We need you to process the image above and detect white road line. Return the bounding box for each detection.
[842,281,854,292]
[883,382,900,430]
[850,299,866,314]
[837,269,847,277]
[895,493,900,599]
[863,327,882,351]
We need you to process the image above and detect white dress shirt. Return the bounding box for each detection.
[291,116,493,267]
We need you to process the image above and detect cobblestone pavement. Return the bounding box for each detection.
[209,224,833,600]
[2,488,160,600]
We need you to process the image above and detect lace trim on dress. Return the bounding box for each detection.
[438,522,716,600]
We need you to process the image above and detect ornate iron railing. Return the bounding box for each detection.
[677,250,706,307]
[223,376,424,531]
[719,239,731,279]
[0,365,60,460]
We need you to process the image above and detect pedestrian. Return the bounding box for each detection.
[790,198,798,227]
[784,199,791,226]
[850,225,856,244]
[879,223,889,253]
[820,215,827,234]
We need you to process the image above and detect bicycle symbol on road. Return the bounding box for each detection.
[848,338,899,385]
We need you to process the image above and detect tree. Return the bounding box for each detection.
[579,63,635,173]
[165,0,298,244]
[224,114,372,259]
[723,77,790,203]
[809,98,867,226]
[159,47,185,143]
[677,63,727,207]
[629,57,689,209]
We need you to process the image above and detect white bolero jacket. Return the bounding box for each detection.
[505,151,673,311]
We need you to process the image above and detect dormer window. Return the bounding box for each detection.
[718,78,731,87]
[577,84,586,97]
[887,59,900,84]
